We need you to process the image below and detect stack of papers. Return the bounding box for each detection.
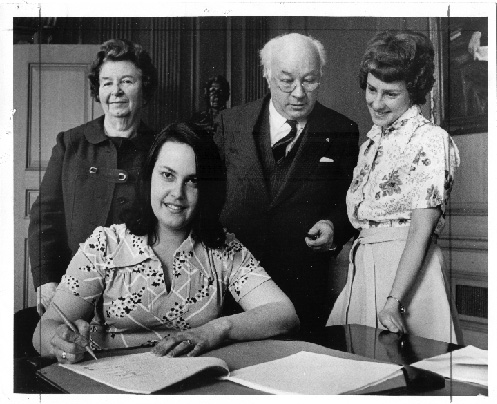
[225,351,402,395]
[412,345,488,386]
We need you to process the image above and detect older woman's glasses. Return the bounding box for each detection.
[274,77,320,93]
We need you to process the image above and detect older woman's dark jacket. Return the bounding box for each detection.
[28,116,155,289]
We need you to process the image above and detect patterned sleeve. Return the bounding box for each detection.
[223,234,271,303]
[57,226,111,306]
[408,126,460,210]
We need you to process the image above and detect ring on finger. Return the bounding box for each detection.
[184,339,194,346]
[61,350,67,360]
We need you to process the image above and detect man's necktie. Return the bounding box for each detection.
[272,120,298,163]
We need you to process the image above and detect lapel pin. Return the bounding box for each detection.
[325,138,329,142]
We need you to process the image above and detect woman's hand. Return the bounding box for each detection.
[151,281,298,358]
[151,319,230,358]
[36,282,59,315]
[378,298,407,334]
[50,319,91,364]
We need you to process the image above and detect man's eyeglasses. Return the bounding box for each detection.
[273,77,320,93]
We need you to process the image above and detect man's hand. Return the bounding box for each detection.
[305,220,335,252]
[36,282,59,315]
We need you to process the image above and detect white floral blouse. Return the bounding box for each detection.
[57,224,270,350]
[347,105,460,235]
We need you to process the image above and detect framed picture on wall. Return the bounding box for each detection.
[430,17,488,135]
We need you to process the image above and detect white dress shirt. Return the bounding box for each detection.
[269,99,307,156]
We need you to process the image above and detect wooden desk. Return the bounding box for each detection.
[14,325,487,395]
[302,324,462,365]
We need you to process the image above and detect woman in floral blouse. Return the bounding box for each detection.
[33,123,299,363]
[328,30,463,343]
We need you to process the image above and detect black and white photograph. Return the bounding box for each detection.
[2,0,493,399]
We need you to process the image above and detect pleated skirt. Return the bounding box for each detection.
[327,227,463,344]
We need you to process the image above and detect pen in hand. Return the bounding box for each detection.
[51,302,98,361]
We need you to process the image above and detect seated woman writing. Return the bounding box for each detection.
[33,122,299,363]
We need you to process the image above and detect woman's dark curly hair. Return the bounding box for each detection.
[124,122,227,249]
[359,30,435,105]
[88,39,158,104]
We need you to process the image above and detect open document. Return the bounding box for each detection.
[412,345,488,386]
[225,351,402,394]
[59,352,229,394]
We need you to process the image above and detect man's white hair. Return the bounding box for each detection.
[259,33,327,79]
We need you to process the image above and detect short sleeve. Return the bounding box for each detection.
[223,236,271,302]
[57,226,110,306]
[408,127,459,210]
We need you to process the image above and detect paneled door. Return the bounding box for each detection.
[13,45,102,312]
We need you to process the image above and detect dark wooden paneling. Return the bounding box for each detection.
[243,17,269,103]
[145,18,184,130]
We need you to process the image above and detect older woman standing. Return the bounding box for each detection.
[33,123,299,363]
[28,39,158,313]
[328,30,463,344]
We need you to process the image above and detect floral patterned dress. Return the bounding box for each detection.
[57,224,270,350]
[346,105,459,234]
[328,106,463,343]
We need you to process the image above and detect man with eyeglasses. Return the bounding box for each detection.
[214,33,359,336]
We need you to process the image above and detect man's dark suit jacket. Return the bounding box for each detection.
[214,95,359,333]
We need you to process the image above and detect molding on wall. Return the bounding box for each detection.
[451,270,488,285]
[460,317,488,331]
[24,189,38,218]
[438,236,487,251]
[23,238,30,309]
[447,202,488,216]
[27,63,90,170]
[447,250,487,276]
[429,17,444,126]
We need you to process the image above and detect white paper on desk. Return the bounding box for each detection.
[412,345,488,386]
[60,352,229,394]
[225,351,402,395]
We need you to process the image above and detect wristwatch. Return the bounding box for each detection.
[387,295,406,314]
